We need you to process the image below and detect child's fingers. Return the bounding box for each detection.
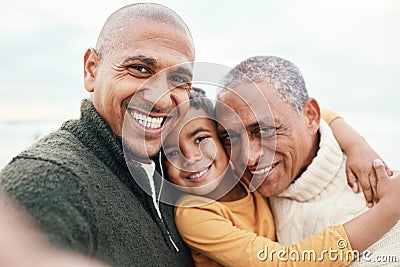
[369,172,378,203]
[374,159,389,181]
[358,177,374,208]
[346,168,359,193]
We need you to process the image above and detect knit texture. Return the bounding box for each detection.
[0,99,193,267]
[270,120,400,266]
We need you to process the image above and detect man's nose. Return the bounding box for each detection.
[241,136,262,167]
[143,73,173,111]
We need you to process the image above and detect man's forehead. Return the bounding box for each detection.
[217,86,275,131]
[118,19,194,58]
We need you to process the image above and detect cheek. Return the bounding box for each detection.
[276,137,296,160]
[165,162,180,183]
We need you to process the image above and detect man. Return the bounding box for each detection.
[0,3,194,266]
[216,56,399,266]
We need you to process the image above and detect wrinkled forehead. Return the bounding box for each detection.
[216,83,275,133]
[217,83,268,115]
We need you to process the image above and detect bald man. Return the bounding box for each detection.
[0,4,194,266]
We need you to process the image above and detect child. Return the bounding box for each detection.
[162,88,400,266]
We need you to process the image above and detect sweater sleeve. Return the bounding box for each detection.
[175,203,353,267]
[321,108,342,125]
[0,157,97,254]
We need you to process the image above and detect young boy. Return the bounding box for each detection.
[162,88,400,266]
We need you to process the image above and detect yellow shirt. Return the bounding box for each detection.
[321,108,341,125]
[175,182,353,267]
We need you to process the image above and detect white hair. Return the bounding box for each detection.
[221,56,309,115]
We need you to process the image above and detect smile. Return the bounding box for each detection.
[250,163,277,175]
[131,111,164,129]
[187,166,210,180]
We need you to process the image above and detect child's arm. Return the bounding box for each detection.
[175,162,400,267]
[322,108,392,207]
[343,160,399,251]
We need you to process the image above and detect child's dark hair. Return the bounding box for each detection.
[190,87,215,119]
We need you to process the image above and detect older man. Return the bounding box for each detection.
[0,3,194,266]
[217,56,399,266]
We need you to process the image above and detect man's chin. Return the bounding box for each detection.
[123,142,161,163]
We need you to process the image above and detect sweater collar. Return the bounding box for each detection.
[61,99,145,178]
[276,120,345,201]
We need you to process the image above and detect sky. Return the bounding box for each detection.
[0,0,399,166]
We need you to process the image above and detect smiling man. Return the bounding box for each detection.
[217,55,400,266]
[0,3,194,266]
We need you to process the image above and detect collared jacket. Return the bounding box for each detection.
[0,99,193,267]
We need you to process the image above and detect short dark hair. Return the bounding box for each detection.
[190,87,215,119]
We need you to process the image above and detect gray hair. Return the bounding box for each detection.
[96,3,194,59]
[221,56,308,115]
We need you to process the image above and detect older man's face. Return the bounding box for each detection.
[217,82,316,197]
[84,19,194,162]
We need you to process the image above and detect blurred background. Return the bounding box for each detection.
[0,0,399,168]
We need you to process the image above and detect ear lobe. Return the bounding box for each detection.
[302,98,321,134]
[84,48,99,93]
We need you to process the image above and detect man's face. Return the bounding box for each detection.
[85,19,194,162]
[217,82,317,197]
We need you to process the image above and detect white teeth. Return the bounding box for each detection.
[132,111,164,129]
[188,167,209,179]
[250,165,274,175]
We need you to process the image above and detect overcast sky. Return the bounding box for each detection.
[1,0,399,122]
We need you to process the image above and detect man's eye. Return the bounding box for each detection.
[169,75,188,84]
[258,127,276,139]
[260,126,275,133]
[127,65,152,77]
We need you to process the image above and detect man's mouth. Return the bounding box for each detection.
[130,110,165,129]
[249,162,277,176]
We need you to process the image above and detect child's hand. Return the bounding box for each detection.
[374,159,400,214]
[345,143,392,207]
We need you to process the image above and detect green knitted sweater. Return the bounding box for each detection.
[0,100,193,267]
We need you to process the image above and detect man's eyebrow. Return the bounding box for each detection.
[175,67,193,79]
[122,55,157,66]
[249,117,274,129]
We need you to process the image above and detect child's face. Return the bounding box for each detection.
[163,107,229,195]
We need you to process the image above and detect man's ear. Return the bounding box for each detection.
[84,48,99,93]
[302,98,321,135]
